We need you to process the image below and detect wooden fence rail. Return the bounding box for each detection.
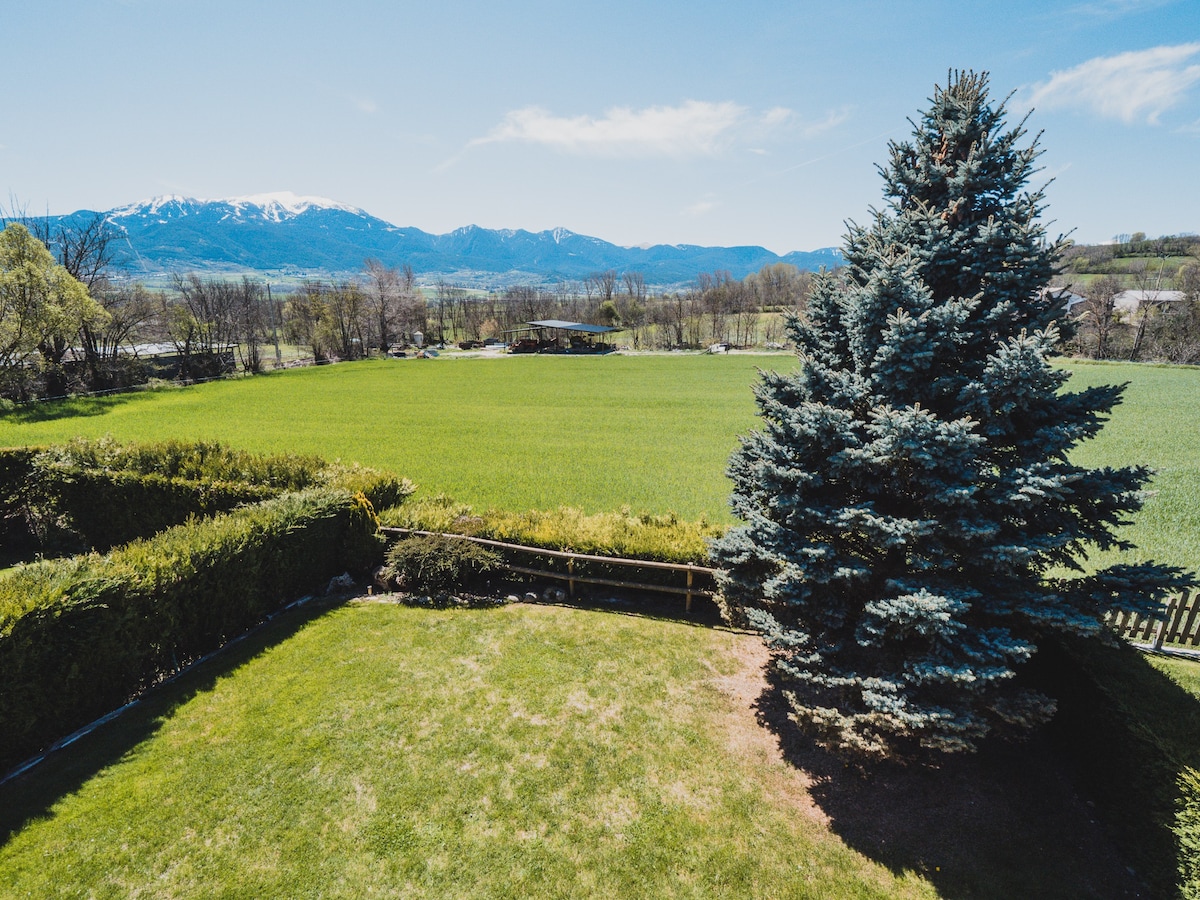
[1107,590,1200,653]
[381,528,1199,648]
[379,527,718,612]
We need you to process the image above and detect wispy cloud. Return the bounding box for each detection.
[797,106,852,139]
[352,96,378,115]
[467,101,748,158]
[1027,43,1200,123]
[683,197,718,217]
[762,107,793,127]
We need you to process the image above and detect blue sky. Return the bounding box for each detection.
[3,0,1198,253]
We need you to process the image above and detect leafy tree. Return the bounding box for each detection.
[0,223,107,397]
[710,72,1193,759]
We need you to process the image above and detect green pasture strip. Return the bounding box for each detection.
[1057,361,1200,573]
[1,355,1197,569]
[0,602,933,900]
[0,355,771,522]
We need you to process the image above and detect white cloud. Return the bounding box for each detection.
[352,96,378,115]
[762,107,793,127]
[469,101,748,157]
[1028,43,1200,124]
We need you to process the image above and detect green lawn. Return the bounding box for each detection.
[3,356,1198,896]
[0,601,934,899]
[1149,653,1200,698]
[0,355,770,522]
[1,599,1147,899]
[2,353,1199,568]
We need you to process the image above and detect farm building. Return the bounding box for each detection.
[506,320,621,353]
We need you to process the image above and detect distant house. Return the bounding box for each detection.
[1112,290,1185,312]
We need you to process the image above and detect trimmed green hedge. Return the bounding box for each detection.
[0,488,384,771]
[1182,767,1200,900]
[10,439,412,552]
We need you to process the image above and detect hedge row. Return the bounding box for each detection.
[7,439,413,552]
[0,488,384,771]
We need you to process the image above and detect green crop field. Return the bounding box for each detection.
[0,354,771,521]
[3,353,1198,568]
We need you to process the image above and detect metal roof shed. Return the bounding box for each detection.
[507,320,621,353]
[527,319,619,335]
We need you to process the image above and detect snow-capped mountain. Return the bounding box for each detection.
[40,194,842,286]
[109,191,366,222]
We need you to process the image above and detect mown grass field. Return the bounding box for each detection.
[2,353,1198,568]
[0,602,931,899]
[0,355,768,522]
[0,599,1156,899]
[3,354,1200,896]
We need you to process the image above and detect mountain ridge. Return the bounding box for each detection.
[38,193,844,288]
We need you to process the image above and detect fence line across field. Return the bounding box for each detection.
[379,527,718,612]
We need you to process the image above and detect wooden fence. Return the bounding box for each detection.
[381,528,1200,652]
[1108,590,1200,653]
[380,527,718,612]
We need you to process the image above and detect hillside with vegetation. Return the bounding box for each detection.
[1057,231,1200,362]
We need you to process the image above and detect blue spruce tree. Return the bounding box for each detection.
[710,71,1193,758]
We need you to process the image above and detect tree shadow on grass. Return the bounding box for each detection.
[1,390,147,425]
[0,596,346,847]
[754,664,1152,900]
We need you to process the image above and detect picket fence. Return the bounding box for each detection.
[1108,590,1200,654]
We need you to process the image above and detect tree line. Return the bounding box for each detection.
[0,211,818,401]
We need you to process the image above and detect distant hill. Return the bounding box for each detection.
[35,192,842,288]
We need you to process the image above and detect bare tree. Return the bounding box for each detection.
[364,258,403,352]
[232,278,268,373]
[698,270,734,343]
[1127,256,1168,361]
[284,281,330,361]
[28,213,121,293]
[587,271,617,309]
[81,283,158,387]
[325,280,367,359]
[1079,275,1123,360]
